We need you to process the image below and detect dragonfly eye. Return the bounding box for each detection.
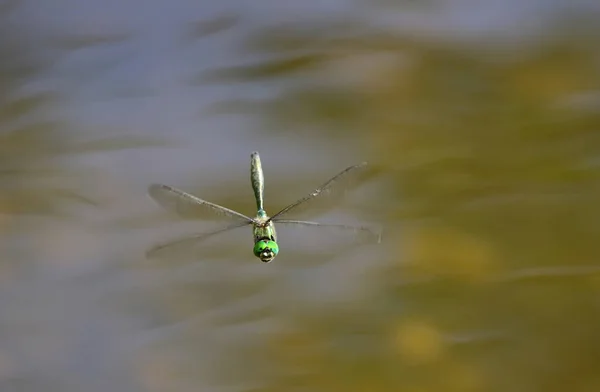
[253,239,279,263]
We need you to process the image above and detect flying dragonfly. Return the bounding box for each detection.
[147,152,381,262]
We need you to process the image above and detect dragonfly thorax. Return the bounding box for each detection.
[252,213,278,262]
[253,214,277,242]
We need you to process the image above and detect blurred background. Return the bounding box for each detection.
[1,0,600,391]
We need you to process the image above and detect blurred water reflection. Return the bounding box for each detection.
[1,0,600,391]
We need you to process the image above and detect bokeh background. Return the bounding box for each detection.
[1,0,600,391]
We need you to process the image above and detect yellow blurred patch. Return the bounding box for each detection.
[393,319,444,364]
[507,58,588,103]
[586,273,600,290]
[441,361,484,392]
[405,226,497,282]
[580,378,600,392]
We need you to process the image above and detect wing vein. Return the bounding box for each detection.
[273,219,382,244]
[269,162,369,220]
[148,184,253,222]
[146,222,251,259]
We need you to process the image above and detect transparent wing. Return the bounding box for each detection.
[148,184,253,222]
[146,222,251,259]
[269,162,372,221]
[273,219,382,244]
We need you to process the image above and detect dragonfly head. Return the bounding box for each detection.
[253,238,279,263]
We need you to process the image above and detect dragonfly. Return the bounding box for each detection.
[147,152,381,262]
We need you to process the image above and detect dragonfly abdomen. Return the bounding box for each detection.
[250,152,265,211]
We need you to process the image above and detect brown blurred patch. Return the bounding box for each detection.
[135,350,182,392]
[0,351,15,381]
[266,327,328,369]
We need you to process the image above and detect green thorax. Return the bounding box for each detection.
[250,151,265,211]
[252,210,279,262]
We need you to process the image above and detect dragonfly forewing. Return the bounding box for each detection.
[269,162,373,221]
[148,184,254,222]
